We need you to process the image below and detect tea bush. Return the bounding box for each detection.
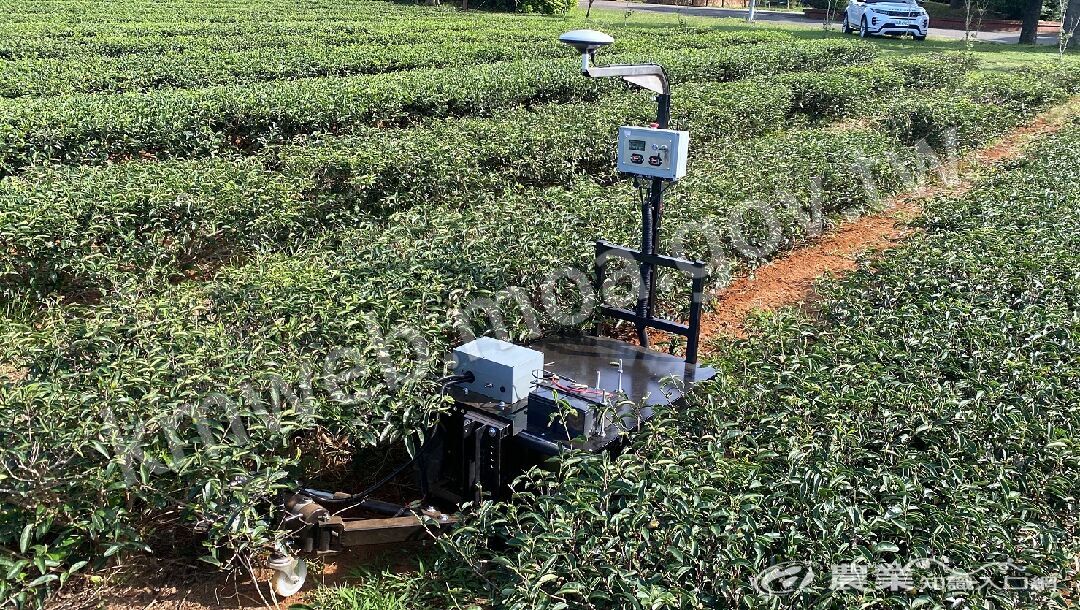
[884,66,1080,150]
[962,67,1080,113]
[882,93,1018,150]
[776,52,976,119]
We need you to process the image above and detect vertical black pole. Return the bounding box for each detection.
[636,184,653,348]
[686,272,705,366]
[594,242,606,338]
[645,177,662,324]
[644,93,671,324]
[656,93,670,129]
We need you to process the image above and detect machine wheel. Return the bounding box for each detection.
[859,18,870,38]
[270,557,307,598]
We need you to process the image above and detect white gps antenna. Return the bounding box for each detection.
[557,29,667,95]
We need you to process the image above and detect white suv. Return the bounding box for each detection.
[843,0,930,40]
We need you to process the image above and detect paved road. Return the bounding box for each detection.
[583,0,1060,44]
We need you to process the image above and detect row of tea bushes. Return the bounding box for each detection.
[884,64,1080,150]
[0,0,415,28]
[0,23,786,96]
[0,11,558,47]
[776,53,974,118]
[0,14,786,59]
[1,55,965,307]
[0,39,873,175]
[0,40,570,98]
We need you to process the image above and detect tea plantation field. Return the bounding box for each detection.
[0,0,1078,607]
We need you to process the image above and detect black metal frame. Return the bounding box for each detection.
[594,241,706,365]
[593,93,706,365]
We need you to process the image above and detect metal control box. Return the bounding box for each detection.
[527,387,611,442]
[452,338,545,403]
[616,126,689,180]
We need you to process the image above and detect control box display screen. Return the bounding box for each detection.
[628,139,646,151]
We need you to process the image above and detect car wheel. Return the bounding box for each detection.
[842,16,853,34]
[859,18,870,38]
[914,33,927,40]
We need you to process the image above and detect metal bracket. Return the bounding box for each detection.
[583,62,669,95]
[461,411,512,504]
[595,240,707,365]
[287,495,456,552]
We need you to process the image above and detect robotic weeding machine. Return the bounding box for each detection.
[269,30,716,597]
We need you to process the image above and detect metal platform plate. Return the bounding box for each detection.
[528,335,715,406]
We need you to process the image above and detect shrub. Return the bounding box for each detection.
[778,62,906,118]
[888,52,977,89]
[963,70,1072,114]
[517,0,575,13]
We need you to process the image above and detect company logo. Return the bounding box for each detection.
[750,558,1062,598]
[752,562,816,595]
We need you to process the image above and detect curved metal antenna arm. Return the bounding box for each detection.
[619,72,668,95]
[580,54,670,95]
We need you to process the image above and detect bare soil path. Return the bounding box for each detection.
[697,98,1080,343]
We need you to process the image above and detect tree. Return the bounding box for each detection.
[1065,0,1080,49]
[964,0,990,43]
[1020,0,1043,43]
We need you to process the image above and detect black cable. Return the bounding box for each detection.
[298,372,473,507]
[437,372,474,385]
[439,371,473,400]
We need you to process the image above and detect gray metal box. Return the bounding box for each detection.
[453,338,545,403]
[616,126,689,181]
